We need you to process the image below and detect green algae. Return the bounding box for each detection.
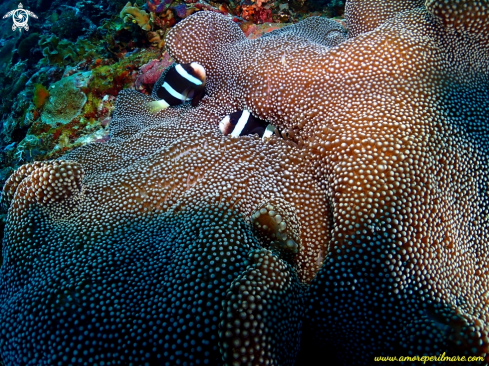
[38,35,101,66]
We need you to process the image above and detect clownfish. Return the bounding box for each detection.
[147,62,206,113]
[219,109,281,140]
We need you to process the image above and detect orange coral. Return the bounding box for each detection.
[33,84,50,109]
[151,9,176,29]
[241,5,255,21]
[147,30,165,48]
[240,5,272,24]
[92,58,103,68]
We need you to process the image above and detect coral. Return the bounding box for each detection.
[89,63,135,97]
[76,39,100,60]
[254,6,272,23]
[74,0,109,24]
[255,0,271,7]
[11,134,42,162]
[88,47,158,97]
[120,1,152,31]
[17,32,40,60]
[241,4,255,21]
[23,50,157,161]
[308,0,345,16]
[150,8,177,29]
[0,38,17,69]
[39,35,75,65]
[1,1,489,365]
[40,72,92,127]
[134,51,173,94]
[0,61,30,117]
[146,0,172,13]
[38,35,100,66]
[100,17,149,60]
[240,21,288,38]
[172,3,187,18]
[189,2,229,17]
[240,4,275,24]
[50,8,86,41]
[0,61,43,169]
[32,84,50,109]
[146,29,165,47]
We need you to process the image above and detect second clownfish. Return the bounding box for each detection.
[219,109,280,140]
[147,62,206,113]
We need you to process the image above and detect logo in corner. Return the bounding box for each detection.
[2,3,38,32]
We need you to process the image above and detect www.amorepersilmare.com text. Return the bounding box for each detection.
[374,353,485,363]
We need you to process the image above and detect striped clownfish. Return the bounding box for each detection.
[219,109,281,140]
[147,62,206,113]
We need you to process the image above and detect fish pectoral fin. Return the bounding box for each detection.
[191,89,205,107]
[146,99,170,114]
[182,88,196,102]
[182,89,190,102]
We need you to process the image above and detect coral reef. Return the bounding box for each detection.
[0,21,161,187]
[17,32,40,61]
[134,51,173,94]
[308,0,345,16]
[100,17,149,60]
[241,4,273,23]
[50,6,96,41]
[120,1,152,31]
[147,0,173,13]
[115,0,340,52]
[38,35,101,66]
[32,83,50,109]
[40,72,92,127]
[240,21,289,38]
[88,48,157,97]
[0,0,130,197]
